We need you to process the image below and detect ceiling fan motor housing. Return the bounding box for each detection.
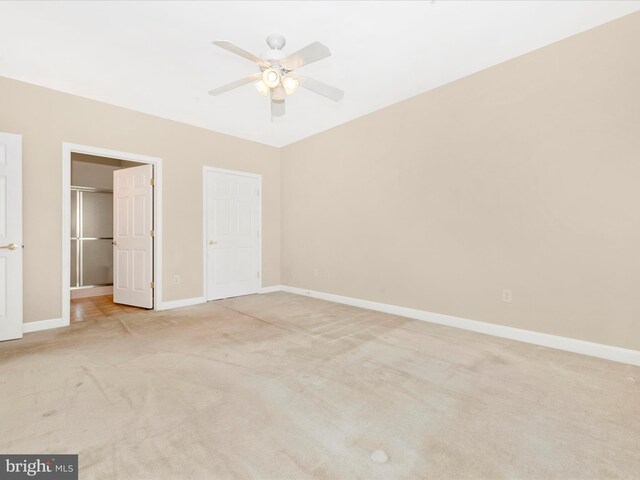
[263,33,287,63]
[266,33,286,49]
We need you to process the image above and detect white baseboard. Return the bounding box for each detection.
[260,285,283,294]
[23,317,67,334]
[156,296,206,311]
[277,285,640,367]
[70,286,113,299]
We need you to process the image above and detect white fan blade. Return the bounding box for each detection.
[281,41,331,70]
[271,99,285,117]
[212,41,271,68]
[299,75,344,102]
[208,73,261,96]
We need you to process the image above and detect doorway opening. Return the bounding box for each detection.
[62,144,162,326]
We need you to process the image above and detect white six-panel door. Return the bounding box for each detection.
[113,164,154,308]
[206,170,260,301]
[0,133,23,341]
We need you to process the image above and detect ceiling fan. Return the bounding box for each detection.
[208,34,344,117]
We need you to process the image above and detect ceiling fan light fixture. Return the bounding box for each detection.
[209,35,344,118]
[282,76,299,95]
[262,68,280,88]
[254,80,269,96]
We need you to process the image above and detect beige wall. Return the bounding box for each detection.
[281,13,640,350]
[0,77,281,323]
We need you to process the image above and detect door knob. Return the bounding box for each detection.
[209,240,217,245]
[0,243,18,250]
[112,240,117,246]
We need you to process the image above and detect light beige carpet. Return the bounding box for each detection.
[1,292,639,479]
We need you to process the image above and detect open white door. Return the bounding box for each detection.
[0,133,23,341]
[113,164,154,308]
[206,170,260,301]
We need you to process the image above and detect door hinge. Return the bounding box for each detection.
[150,230,155,237]
[150,281,155,289]
[150,178,155,186]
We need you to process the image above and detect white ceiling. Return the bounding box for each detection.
[1,1,639,147]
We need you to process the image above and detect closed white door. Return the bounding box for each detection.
[0,133,23,341]
[206,171,260,301]
[113,164,154,308]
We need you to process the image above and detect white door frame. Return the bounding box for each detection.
[202,166,262,301]
[62,143,163,325]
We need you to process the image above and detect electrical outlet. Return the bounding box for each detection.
[502,289,513,303]
[172,274,181,285]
